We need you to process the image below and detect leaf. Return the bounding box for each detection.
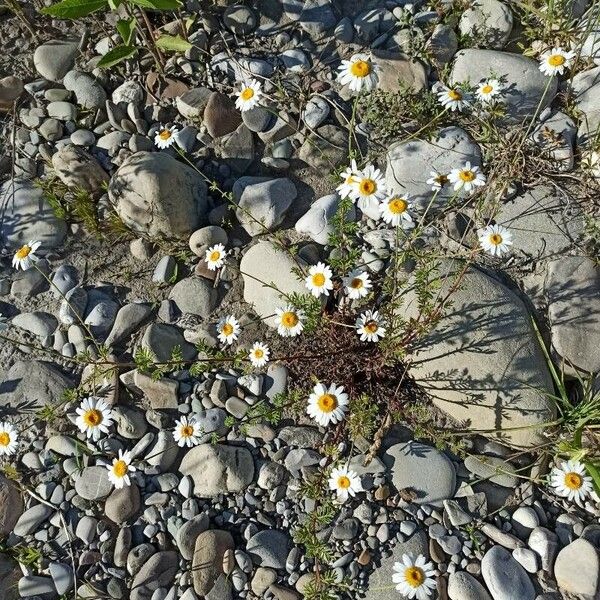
[41,0,108,18]
[155,34,192,52]
[107,0,122,8]
[127,0,182,10]
[97,45,138,68]
[585,461,600,495]
[116,17,136,45]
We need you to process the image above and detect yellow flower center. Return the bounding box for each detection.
[317,393,338,413]
[549,54,565,66]
[489,233,503,245]
[222,323,234,336]
[112,460,128,478]
[83,409,103,427]
[159,129,172,140]
[350,60,371,78]
[482,84,493,94]
[459,170,476,182]
[337,475,351,489]
[181,425,194,438]
[210,251,221,262]
[312,273,326,287]
[16,245,32,259]
[281,311,299,328]
[351,277,363,289]
[389,198,408,214]
[448,89,462,101]
[364,320,379,333]
[564,472,583,490]
[404,566,425,588]
[253,348,264,359]
[0,432,10,446]
[359,179,376,195]
[241,87,254,100]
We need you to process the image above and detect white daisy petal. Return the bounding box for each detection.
[216,315,240,345]
[154,125,179,149]
[355,310,386,342]
[235,79,263,112]
[477,224,513,257]
[306,382,349,427]
[75,397,114,441]
[12,240,41,271]
[0,421,18,456]
[249,341,270,368]
[275,305,305,337]
[328,465,362,502]
[336,54,379,94]
[205,244,227,270]
[305,262,334,298]
[343,270,372,300]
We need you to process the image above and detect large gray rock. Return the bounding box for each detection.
[108,152,208,239]
[299,125,349,171]
[169,277,218,318]
[554,538,600,598]
[382,441,456,506]
[130,551,178,600]
[403,260,555,448]
[240,241,308,328]
[571,65,600,144]
[63,70,107,109]
[481,546,535,600]
[545,256,600,373]
[385,127,481,207]
[458,0,513,49]
[105,303,153,347]
[371,50,428,93]
[247,530,291,569]
[0,179,67,251]
[295,194,357,245]
[0,360,74,416]
[448,571,492,600]
[233,177,297,236]
[282,0,336,36]
[0,475,23,537]
[141,323,196,363]
[179,444,254,497]
[75,466,112,500]
[51,145,109,193]
[33,38,79,82]
[450,49,557,121]
[495,186,583,259]
[192,530,234,596]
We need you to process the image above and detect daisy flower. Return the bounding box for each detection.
[343,270,372,300]
[355,310,386,342]
[306,382,349,427]
[305,262,334,298]
[476,79,502,103]
[275,305,305,337]
[549,460,594,507]
[448,161,486,193]
[173,416,202,448]
[235,79,262,112]
[75,397,114,441]
[12,240,41,270]
[426,171,449,192]
[539,47,576,76]
[154,125,179,149]
[337,53,379,93]
[437,86,469,112]
[0,422,18,456]
[217,315,240,345]
[248,341,270,368]
[477,224,513,257]
[107,449,135,489]
[379,195,413,227]
[328,465,362,503]
[336,159,360,199]
[350,164,387,204]
[205,244,227,270]
[392,554,437,600]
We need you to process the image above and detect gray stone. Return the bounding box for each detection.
[382,441,456,506]
[105,303,153,347]
[223,4,257,34]
[0,179,67,250]
[302,96,330,129]
[554,538,600,598]
[242,106,274,133]
[448,571,492,600]
[179,444,255,498]
[192,530,234,596]
[572,65,600,144]
[233,177,297,236]
[109,152,208,239]
[13,503,52,537]
[176,513,210,560]
[75,466,113,500]
[51,145,109,192]
[299,125,349,171]
[59,286,88,326]
[372,49,428,93]
[0,475,23,537]
[458,0,513,49]
[11,312,57,337]
[295,194,356,245]
[112,80,144,105]
[39,117,63,141]
[105,484,141,524]
[247,530,291,569]
[203,91,242,139]
[513,547,539,573]
[528,527,558,572]
[141,323,196,363]
[481,546,535,600]
[130,551,178,600]
[464,455,517,487]
[18,575,56,597]
[545,256,600,373]
[169,277,218,318]
[283,0,336,36]
[176,87,212,120]
[51,264,79,296]
[47,101,77,121]
[427,24,459,64]
[240,241,308,328]
[277,426,321,448]
[49,562,74,595]
[385,126,481,207]
[403,260,555,448]
[63,70,107,109]
[33,38,79,82]
[450,50,557,122]
[145,430,179,472]
[76,515,97,544]
[189,226,228,256]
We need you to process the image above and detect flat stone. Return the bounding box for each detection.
[246,530,291,569]
[33,38,79,82]
[203,91,242,138]
[382,441,456,506]
[141,323,196,363]
[105,484,141,524]
[554,538,600,598]
[105,303,153,347]
[458,0,513,49]
[51,145,109,193]
[75,466,112,500]
[372,49,428,93]
[13,503,52,537]
[176,87,212,120]
[192,530,235,595]
[168,277,218,318]
[299,125,349,171]
[130,551,178,600]
[481,546,535,600]
[464,455,518,487]
[295,194,357,245]
[0,475,23,537]
[11,312,57,338]
[63,70,107,109]
[448,571,492,600]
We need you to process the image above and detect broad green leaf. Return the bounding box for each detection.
[585,461,600,495]
[97,45,138,68]
[155,34,192,52]
[116,17,136,45]
[127,0,182,10]
[41,0,108,18]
